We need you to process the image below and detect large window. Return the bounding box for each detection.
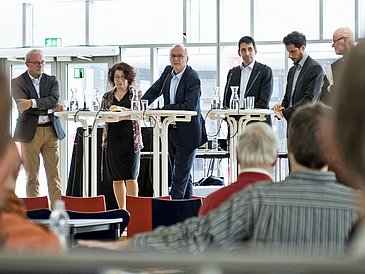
[92,0,183,45]
[186,0,217,43]
[221,0,251,42]
[255,0,320,41]
[122,48,151,92]
[33,2,85,47]
[0,4,22,47]
[323,0,355,39]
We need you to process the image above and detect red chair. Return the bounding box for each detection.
[126,195,171,238]
[61,195,106,213]
[21,196,49,211]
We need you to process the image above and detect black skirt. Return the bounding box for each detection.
[104,120,140,181]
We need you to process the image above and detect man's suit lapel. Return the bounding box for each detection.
[23,73,38,98]
[230,67,241,94]
[295,56,312,92]
[245,62,260,97]
[39,74,47,98]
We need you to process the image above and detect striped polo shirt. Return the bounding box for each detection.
[131,170,363,258]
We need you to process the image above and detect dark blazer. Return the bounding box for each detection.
[281,55,324,122]
[12,72,65,143]
[320,57,345,106]
[141,65,207,151]
[223,61,273,124]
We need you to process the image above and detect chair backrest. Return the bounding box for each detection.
[67,209,130,236]
[151,198,202,229]
[21,196,49,211]
[26,209,52,219]
[126,195,153,238]
[61,195,106,213]
[191,195,206,204]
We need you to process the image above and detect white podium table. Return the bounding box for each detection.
[56,110,196,197]
[207,109,281,184]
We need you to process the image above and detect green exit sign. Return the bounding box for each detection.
[45,38,62,47]
[74,68,85,79]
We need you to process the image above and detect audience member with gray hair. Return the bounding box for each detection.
[199,122,278,216]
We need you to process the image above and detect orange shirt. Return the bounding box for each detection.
[0,212,64,254]
[0,190,63,254]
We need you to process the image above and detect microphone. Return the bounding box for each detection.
[157,66,173,108]
[224,69,234,108]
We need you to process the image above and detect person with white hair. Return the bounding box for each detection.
[12,49,65,209]
[141,44,207,199]
[198,122,278,216]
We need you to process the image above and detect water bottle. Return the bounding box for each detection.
[70,88,79,111]
[49,200,70,251]
[131,88,140,110]
[229,86,240,110]
[211,87,221,109]
[92,89,100,111]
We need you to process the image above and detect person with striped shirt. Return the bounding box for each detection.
[79,103,362,258]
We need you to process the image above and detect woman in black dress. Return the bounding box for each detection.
[101,62,143,210]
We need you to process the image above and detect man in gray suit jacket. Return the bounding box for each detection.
[12,49,65,209]
[272,31,324,123]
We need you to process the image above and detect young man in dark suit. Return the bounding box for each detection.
[223,36,273,125]
[12,49,65,209]
[272,31,324,123]
[141,45,207,199]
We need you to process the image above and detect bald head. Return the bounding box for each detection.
[332,27,355,56]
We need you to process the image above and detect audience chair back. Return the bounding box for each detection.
[126,196,153,238]
[27,209,51,219]
[151,198,202,229]
[61,195,106,213]
[126,195,172,238]
[21,196,49,211]
[67,209,130,240]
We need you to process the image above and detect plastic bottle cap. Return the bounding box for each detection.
[54,200,65,210]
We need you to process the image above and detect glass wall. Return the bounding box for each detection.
[92,0,183,45]
[187,0,217,43]
[33,2,85,47]
[122,48,151,92]
[0,4,22,47]
[323,0,355,39]
[255,0,320,41]
[221,0,251,42]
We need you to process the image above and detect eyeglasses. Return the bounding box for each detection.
[27,61,46,66]
[170,54,185,59]
[332,37,345,43]
[114,76,126,81]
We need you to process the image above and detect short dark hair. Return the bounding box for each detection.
[0,74,11,158]
[238,36,256,50]
[108,62,136,87]
[288,103,328,169]
[283,31,306,49]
